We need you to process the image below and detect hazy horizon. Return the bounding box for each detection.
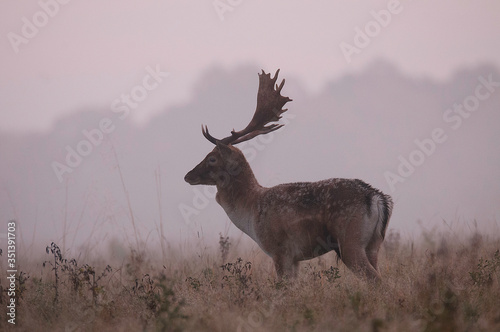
[1,1,499,257]
[1,60,500,258]
[1,1,500,133]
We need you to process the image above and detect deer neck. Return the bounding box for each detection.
[215,163,262,240]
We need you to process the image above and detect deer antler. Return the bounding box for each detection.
[202,69,292,145]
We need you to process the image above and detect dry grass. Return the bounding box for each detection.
[2,229,500,332]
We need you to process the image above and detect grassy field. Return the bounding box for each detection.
[1,229,500,331]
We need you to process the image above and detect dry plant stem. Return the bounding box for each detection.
[112,145,140,250]
[155,167,167,263]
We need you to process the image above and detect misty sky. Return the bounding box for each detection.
[1,1,500,253]
[1,1,499,133]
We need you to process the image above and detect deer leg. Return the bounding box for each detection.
[291,260,299,279]
[335,214,380,281]
[340,244,381,281]
[365,236,383,272]
[273,254,298,280]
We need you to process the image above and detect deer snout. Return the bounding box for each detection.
[184,171,199,185]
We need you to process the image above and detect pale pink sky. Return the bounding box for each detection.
[1,0,499,133]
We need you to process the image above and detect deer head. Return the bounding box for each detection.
[184,69,292,188]
[184,142,247,187]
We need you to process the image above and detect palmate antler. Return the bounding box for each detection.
[202,69,292,145]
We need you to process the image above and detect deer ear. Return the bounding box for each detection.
[216,141,232,157]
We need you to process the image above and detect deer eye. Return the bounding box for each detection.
[208,156,217,165]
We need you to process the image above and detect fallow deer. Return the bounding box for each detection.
[184,69,393,281]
